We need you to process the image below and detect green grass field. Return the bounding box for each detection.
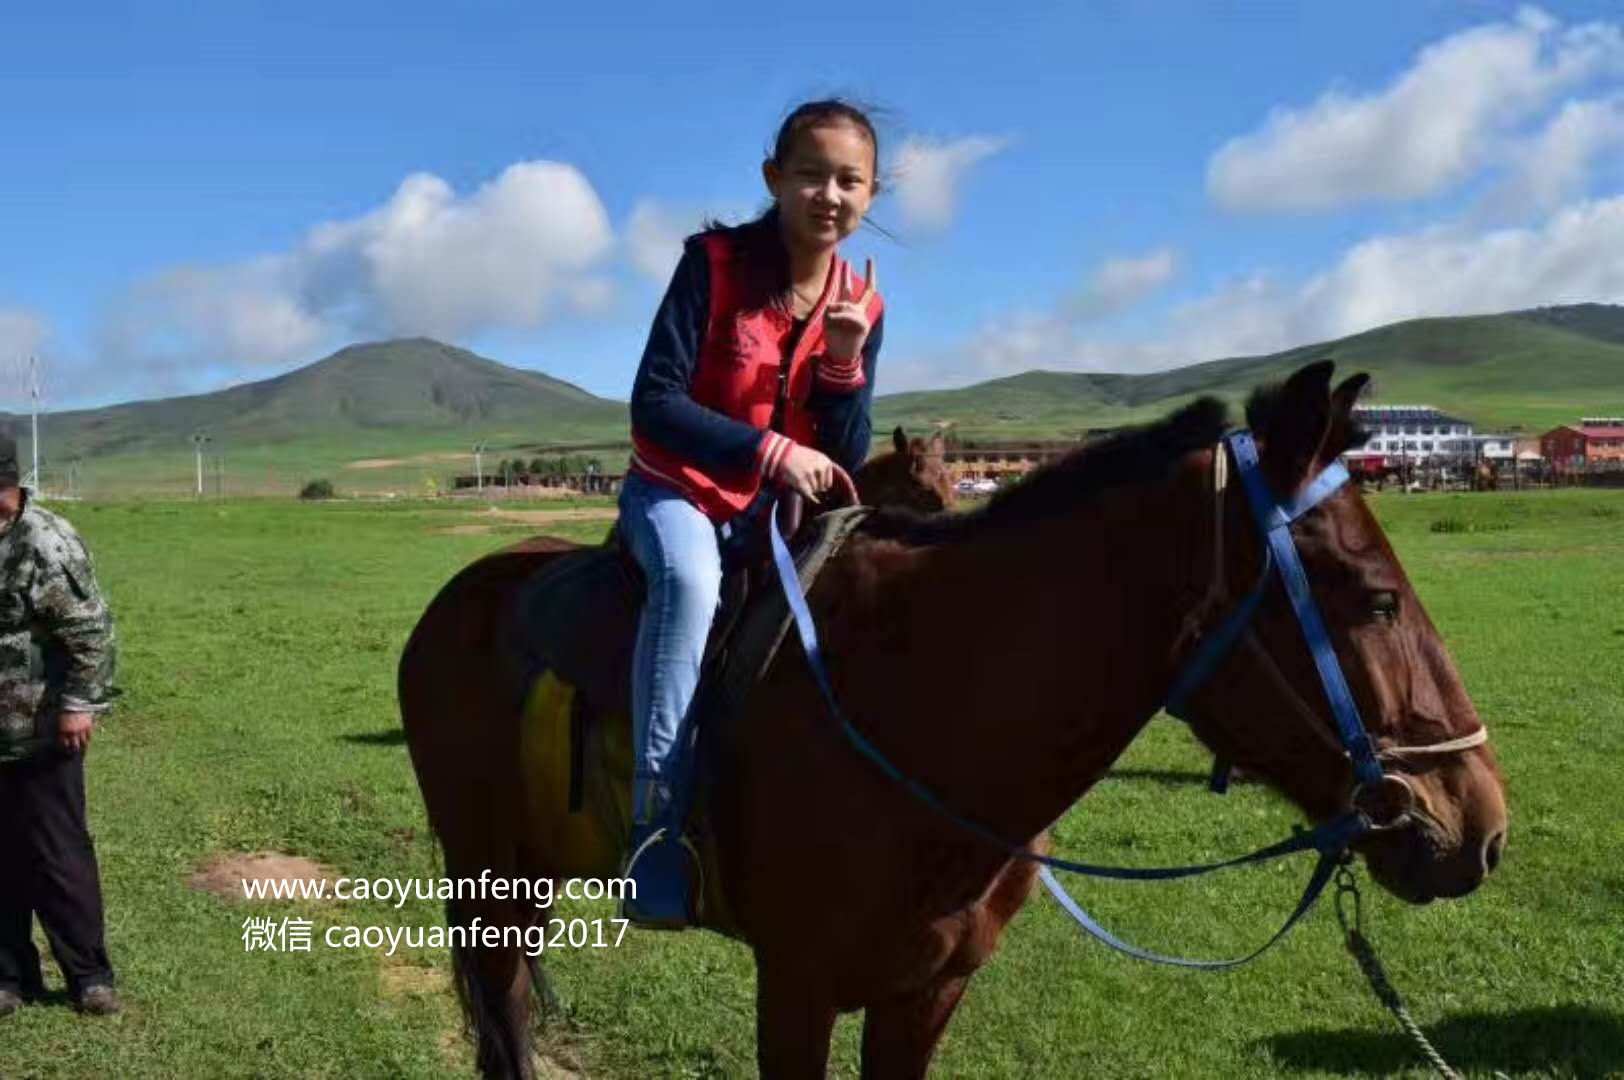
[2,489,1621,1078]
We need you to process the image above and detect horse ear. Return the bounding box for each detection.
[1260,360,1335,491]
[1325,372,1371,459]
[893,426,909,455]
[1331,373,1369,413]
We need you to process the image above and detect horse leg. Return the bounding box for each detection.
[754,960,838,1080]
[857,973,972,1080]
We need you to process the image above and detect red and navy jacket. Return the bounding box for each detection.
[629,221,884,522]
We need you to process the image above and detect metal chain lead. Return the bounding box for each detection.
[1334,867,1463,1080]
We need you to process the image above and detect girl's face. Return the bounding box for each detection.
[764,121,877,253]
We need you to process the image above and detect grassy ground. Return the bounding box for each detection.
[53,428,627,501]
[1,489,1620,1078]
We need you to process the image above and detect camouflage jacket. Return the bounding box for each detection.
[0,497,117,762]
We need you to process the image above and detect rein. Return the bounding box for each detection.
[768,428,1489,968]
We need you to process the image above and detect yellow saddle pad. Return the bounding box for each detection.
[518,671,634,879]
[519,670,736,929]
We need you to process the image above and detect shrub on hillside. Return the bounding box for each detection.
[300,478,336,500]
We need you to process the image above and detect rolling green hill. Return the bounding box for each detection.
[872,305,1624,440]
[14,305,1624,497]
[9,339,627,497]
[10,338,623,458]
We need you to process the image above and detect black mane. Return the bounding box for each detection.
[862,395,1231,545]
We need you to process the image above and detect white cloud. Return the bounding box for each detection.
[623,200,704,283]
[1286,194,1624,337]
[899,195,1624,389]
[1486,94,1624,216]
[0,308,50,365]
[105,161,615,373]
[1208,7,1624,212]
[1069,249,1179,320]
[0,309,53,409]
[892,134,1009,232]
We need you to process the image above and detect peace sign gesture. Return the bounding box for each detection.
[822,257,880,362]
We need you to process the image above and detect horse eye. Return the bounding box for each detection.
[1370,591,1400,623]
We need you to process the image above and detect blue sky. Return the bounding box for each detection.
[4,1,1624,409]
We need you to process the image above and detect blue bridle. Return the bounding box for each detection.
[768,429,1393,968]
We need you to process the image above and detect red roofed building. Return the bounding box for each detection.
[1540,418,1624,468]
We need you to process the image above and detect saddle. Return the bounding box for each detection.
[508,503,872,820]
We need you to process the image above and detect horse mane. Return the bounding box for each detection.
[863,395,1231,545]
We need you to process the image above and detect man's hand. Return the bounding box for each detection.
[59,712,94,752]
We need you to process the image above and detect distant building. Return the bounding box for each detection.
[941,440,1084,484]
[1347,405,1476,471]
[1540,418,1624,468]
[1472,434,1542,463]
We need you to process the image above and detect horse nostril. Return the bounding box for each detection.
[1483,829,1506,873]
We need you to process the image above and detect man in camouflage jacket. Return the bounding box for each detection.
[0,433,121,1017]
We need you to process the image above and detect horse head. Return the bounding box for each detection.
[1177,361,1508,903]
[854,427,955,512]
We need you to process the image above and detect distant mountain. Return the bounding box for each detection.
[873,304,1624,438]
[5,338,625,459]
[16,304,1624,488]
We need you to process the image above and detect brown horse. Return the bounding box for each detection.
[398,362,1507,1078]
[853,426,954,513]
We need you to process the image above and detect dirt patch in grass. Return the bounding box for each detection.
[535,1050,587,1079]
[344,452,468,470]
[432,524,496,535]
[379,959,449,1000]
[476,507,618,525]
[187,851,337,901]
[403,963,584,1078]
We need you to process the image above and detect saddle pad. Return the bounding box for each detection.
[517,670,632,877]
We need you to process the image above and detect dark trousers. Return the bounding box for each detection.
[0,747,114,996]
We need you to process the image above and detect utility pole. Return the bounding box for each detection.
[27,355,40,493]
[474,441,488,492]
[192,430,210,497]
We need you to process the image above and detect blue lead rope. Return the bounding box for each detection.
[766,442,1372,966]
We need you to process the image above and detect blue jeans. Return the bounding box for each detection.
[617,473,723,827]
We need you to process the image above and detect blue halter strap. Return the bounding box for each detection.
[767,428,1383,967]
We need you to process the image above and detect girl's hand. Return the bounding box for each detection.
[822,258,879,362]
[776,443,858,506]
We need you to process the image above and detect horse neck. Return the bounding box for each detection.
[849,463,1205,844]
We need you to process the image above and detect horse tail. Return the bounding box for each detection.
[446,897,530,1078]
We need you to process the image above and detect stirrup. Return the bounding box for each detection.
[621,826,705,929]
